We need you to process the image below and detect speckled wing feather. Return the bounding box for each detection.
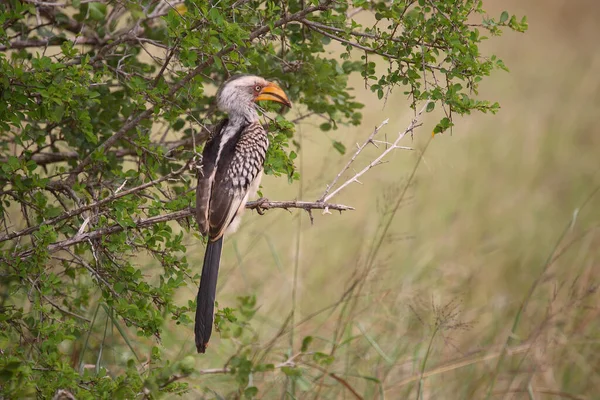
[207,121,269,239]
[195,118,232,237]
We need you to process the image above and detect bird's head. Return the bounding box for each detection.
[216,75,292,119]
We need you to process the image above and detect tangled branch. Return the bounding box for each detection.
[9,199,352,259]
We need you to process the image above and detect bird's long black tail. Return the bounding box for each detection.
[195,237,223,353]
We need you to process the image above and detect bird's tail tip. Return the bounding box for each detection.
[196,341,208,354]
[194,237,223,354]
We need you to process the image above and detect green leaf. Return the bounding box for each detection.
[88,2,107,21]
[320,122,332,131]
[301,336,313,352]
[178,356,195,375]
[332,141,346,155]
[45,206,63,218]
[7,156,20,172]
[172,119,185,131]
[500,11,509,23]
[244,387,258,398]
[313,352,335,366]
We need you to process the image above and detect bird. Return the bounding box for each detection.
[194,75,292,353]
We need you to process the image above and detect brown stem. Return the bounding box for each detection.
[0,164,189,244]
[10,199,352,258]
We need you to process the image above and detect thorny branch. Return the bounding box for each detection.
[319,119,391,202]
[8,200,352,259]
[0,162,192,243]
[320,101,432,203]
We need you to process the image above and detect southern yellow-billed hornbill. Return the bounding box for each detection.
[194,75,291,353]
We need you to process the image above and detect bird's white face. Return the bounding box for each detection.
[216,75,291,119]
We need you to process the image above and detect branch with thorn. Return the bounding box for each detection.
[319,101,431,204]
[6,199,352,259]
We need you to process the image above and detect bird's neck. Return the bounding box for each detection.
[228,105,259,125]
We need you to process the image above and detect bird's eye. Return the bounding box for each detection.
[254,85,262,92]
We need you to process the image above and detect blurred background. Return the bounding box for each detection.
[164,0,600,397]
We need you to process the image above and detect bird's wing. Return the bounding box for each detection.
[195,118,230,236]
[207,122,269,239]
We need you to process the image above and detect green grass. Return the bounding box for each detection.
[97,1,600,398]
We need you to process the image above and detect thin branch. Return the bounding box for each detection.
[300,19,447,49]
[318,119,389,202]
[302,19,395,59]
[0,163,190,244]
[321,101,432,203]
[6,130,211,167]
[9,199,352,258]
[0,37,102,51]
[302,19,445,71]
[41,294,91,322]
[25,275,91,322]
[22,0,67,6]
[246,200,353,213]
[305,362,364,400]
[66,249,119,298]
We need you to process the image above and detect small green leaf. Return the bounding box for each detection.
[45,206,63,218]
[319,122,332,131]
[244,387,258,398]
[313,352,335,366]
[332,141,346,155]
[114,282,126,293]
[88,2,107,21]
[499,11,509,23]
[178,356,195,375]
[301,336,313,352]
[172,119,185,131]
[426,102,435,112]
[7,156,20,172]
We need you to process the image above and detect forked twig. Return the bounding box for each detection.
[318,119,389,202]
[321,101,432,203]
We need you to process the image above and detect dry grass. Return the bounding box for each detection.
[153,1,600,398]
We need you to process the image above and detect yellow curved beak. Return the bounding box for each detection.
[255,82,292,108]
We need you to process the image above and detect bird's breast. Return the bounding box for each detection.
[223,122,269,195]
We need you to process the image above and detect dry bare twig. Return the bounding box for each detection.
[320,101,432,204]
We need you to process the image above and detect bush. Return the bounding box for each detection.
[0,0,524,397]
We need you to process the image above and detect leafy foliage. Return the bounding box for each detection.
[0,0,525,397]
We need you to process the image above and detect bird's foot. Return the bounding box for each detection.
[254,197,269,215]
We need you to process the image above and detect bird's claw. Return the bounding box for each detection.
[255,197,269,215]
